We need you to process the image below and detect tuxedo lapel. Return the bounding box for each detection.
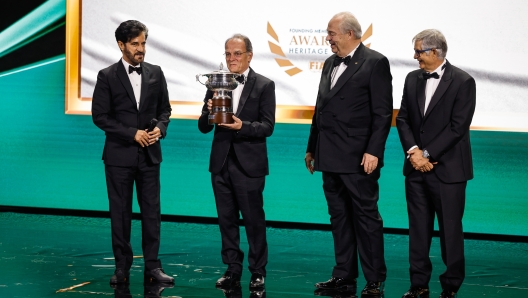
[319,44,366,110]
[330,57,365,94]
[116,61,137,108]
[424,61,453,118]
[416,73,426,117]
[139,63,150,112]
[319,60,335,98]
[235,68,255,116]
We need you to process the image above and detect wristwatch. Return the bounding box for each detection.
[422,149,430,159]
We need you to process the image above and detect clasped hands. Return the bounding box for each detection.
[207,98,242,130]
[407,148,438,172]
[134,127,161,147]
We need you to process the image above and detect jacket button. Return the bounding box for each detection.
[420,130,425,134]
[319,112,322,115]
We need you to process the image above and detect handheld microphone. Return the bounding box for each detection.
[147,118,158,131]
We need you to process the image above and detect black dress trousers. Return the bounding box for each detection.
[105,149,162,271]
[211,149,268,276]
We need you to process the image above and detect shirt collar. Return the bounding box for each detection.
[431,59,447,75]
[345,43,361,60]
[241,67,250,78]
[121,58,140,74]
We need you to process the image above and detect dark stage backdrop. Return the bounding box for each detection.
[1,0,527,237]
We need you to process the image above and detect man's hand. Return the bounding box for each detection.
[207,99,212,113]
[134,130,150,147]
[361,153,378,174]
[407,148,434,171]
[418,162,438,172]
[305,152,315,174]
[147,127,162,145]
[135,127,162,147]
[218,115,242,130]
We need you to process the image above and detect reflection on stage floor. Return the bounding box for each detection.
[0,212,527,297]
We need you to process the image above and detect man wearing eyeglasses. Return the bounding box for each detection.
[305,12,393,297]
[396,29,476,298]
[198,34,276,292]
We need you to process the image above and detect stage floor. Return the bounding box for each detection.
[0,212,527,297]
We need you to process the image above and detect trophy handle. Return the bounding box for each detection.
[195,74,207,86]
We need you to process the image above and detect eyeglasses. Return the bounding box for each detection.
[414,48,433,56]
[224,51,247,58]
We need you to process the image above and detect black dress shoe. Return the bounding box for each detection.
[361,281,384,296]
[216,270,242,288]
[144,268,174,284]
[315,277,357,291]
[110,268,130,284]
[250,273,265,289]
[402,286,429,298]
[439,290,457,298]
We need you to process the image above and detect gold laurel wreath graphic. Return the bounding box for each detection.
[362,23,373,48]
[267,22,373,77]
[267,22,302,76]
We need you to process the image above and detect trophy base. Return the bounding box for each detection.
[209,112,234,125]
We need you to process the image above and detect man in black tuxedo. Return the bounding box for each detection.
[198,34,275,291]
[396,29,476,298]
[92,20,173,285]
[305,12,393,297]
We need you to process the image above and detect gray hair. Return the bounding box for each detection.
[412,29,448,59]
[225,34,253,53]
[333,12,362,39]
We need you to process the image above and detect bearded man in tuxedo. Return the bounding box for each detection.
[92,20,173,285]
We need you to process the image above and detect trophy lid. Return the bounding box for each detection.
[210,63,238,75]
[196,63,241,88]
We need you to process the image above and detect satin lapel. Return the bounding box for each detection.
[319,45,365,110]
[416,73,426,117]
[424,62,453,119]
[316,59,333,107]
[116,61,137,108]
[138,63,150,112]
[235,68,255,116]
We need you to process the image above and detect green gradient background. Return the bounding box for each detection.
[1,56,528,236]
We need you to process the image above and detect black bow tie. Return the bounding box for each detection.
[128,65,142,75]
[235,74,245,84]
[422,72,439,80]
[334,55,351,67]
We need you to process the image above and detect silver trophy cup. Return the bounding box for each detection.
[196,63,242,124]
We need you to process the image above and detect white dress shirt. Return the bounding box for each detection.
[330,44,360,89]
[121,58,142,110]
[407,59,447,153]
[231,68,250,114]
[424,59,446,115]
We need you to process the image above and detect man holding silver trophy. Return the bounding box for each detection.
[198,34,276,292]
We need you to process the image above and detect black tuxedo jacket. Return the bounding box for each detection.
[396,60,476,183]
[92,60,171,166]
[307,43,393,173]
[198,68,275,178]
